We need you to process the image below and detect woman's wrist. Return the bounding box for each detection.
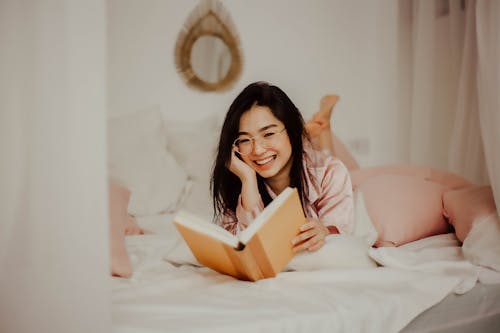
[240,176,260,212]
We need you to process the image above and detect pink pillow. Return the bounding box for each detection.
[357,174,450,247]
[443,185,497,242]
[109,181,133,278]
[351,165,472,190]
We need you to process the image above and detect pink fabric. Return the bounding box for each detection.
[109,181,133,278]
[350,166,472,246]
[357,174,450,247]
[350,165,472,190]
[221,148,355,235]
[443,185,497,242]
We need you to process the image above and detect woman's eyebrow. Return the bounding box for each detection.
[237,124,278,136]
[259,124,278,132]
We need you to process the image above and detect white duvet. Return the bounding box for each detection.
[112,207,500,333]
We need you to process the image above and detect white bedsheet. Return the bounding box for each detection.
[111,214,500,333]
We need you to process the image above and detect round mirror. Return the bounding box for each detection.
[190,35,231,84]
[174,0,243,92]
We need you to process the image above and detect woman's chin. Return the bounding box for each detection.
[257,170,277,179]
[255,164,280,179]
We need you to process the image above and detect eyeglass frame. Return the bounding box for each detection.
[232,127,287,156]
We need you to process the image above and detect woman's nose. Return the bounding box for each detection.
[252,140,267,154]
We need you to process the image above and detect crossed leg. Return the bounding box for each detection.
[304,96,471,187]
[305,95,360,171]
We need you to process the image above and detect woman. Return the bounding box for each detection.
[211,81,354,253]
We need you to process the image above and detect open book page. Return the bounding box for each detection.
[174,211,239,248]
[238,187,294,244]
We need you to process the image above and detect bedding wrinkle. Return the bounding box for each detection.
[113,211,500,333]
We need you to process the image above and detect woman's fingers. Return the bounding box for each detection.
[307,238,325,252]
[293,219,329,253]
[292,229,316,246]
[292,233,323,253]
[299,221,315,232]
[292,229,322,253]
[292,239,310,253]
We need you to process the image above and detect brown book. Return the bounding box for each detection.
[173,187,306,281]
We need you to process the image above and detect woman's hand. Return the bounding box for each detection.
[292,218,329,253]
[227,147,256,182]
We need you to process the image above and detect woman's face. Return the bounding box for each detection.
[237,105,293,181]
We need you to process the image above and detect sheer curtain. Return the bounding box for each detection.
[475,0,500,212]
[407,0,500,210]
[0,1,111,332]
[408,0,471,171]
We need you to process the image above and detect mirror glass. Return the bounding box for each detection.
[190,35,231,84]
[174,0,243,92]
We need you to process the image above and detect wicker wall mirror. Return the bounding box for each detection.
[174,0,243,92]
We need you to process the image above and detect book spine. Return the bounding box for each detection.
[223,243,264,281]
[246,236,275,278]
[222,244,246,279]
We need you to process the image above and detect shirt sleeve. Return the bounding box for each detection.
[315,158,355,235]
[219,195,265,235]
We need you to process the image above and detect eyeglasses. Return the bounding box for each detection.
[232,127,287,156]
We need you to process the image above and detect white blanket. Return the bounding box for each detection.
[112,204,500,333]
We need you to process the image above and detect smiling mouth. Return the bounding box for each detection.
[254,155,276,166]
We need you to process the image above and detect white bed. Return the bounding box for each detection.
[108,107,500,333]
[111,212,500,333]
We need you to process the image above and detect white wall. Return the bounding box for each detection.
[108,0,402,167]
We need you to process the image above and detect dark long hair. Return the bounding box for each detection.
[211,81,309,222]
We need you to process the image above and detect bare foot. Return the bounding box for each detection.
[305,94,339,139]
[304,119,325,137]
[313,94,339,122]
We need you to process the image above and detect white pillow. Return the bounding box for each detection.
[462,213,500,272]
[163,113,222,219]
[286,234,377,271]
[108,105,188,216]
[353,190,378,247]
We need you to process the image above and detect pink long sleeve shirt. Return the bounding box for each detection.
[220,148,355,235]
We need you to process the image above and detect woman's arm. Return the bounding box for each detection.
[290,155,354,253]
[220,149,264,234]
[315,157,355,235]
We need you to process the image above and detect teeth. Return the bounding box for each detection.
[255,156,274,165]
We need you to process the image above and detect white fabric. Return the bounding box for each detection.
[353,190,378,246]
[288,236,377,271]
[448,0,489,184]
[0,1,110,332]
[113,216,500,333]
[108,105,189,216]
[407,0,500,227]
[463,214,500,274]
[163,112,222,219]
[407,0,500,192]
[476,0,500,211]
[408,0,500,202]
[370,234,479,294]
